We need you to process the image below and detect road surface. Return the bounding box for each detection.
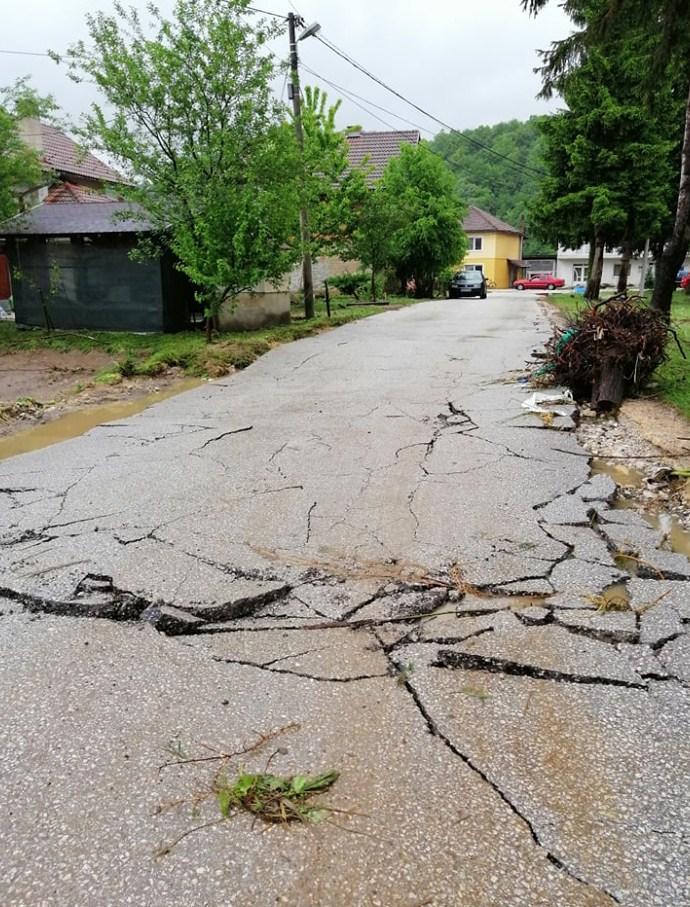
[1,293,689,906]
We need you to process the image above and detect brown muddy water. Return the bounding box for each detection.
[591,457,690,560]
[0,379,203,461]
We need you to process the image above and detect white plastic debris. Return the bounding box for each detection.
[521,390,574,415]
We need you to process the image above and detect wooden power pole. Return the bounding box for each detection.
[288,12,315,320]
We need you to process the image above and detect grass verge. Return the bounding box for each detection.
[547,291,690,420]
[0,296,421,385]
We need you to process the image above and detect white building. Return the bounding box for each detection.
[556,243,690,288]
[555,245,646,288]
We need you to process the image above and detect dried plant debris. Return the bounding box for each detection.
[540,294,683,411]
[156,724,344,856]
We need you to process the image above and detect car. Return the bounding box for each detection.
[676,268,689,288]
[449,270,487,299]
[513,273,565,291]
[680,274,690,290]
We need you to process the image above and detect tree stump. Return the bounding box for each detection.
[593,359,625,412]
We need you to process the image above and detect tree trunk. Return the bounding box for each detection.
[651,78,690,317]
[586,234,605,300]
[205,315,213,343]
[593,358,625,413]
[617,240,632,294]
[371,268,377,303]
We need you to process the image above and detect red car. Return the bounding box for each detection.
[680,274,690,290]
[513,273,566,291]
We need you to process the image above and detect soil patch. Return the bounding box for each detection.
[0,348,199,442]
[0,350,113,401]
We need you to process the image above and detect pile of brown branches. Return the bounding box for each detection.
[544,294,683,411]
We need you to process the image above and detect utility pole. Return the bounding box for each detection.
[288,12,315,320]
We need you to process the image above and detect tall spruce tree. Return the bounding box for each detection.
[523,0,690,314]
[531,45,675,299]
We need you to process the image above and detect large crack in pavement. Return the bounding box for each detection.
[1,298,689,905]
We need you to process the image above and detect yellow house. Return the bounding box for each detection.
[460,206,525,289]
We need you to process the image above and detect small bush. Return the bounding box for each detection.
[329,271,370,299]
[115,355,138,378]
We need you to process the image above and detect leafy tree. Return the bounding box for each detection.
[381,144,467,298]
[523,0,690,314]
[340,174,397,302]
[431,119,548,255]
[299,86,373,267]
[0,79,57,220]
[530,45,675,299]
[60,0,301,338]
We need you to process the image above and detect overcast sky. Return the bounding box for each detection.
[0,0,572,136]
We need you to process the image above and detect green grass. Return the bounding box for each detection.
[0,296,421,385]
[548,290,690,419]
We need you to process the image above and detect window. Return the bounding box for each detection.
[613,263,622,277]
[573,264,588,282]
[468,236,483,251]
[464,264,483,272]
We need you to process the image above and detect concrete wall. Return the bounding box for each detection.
[218,283,291,332]
[286,256,360,294]
[217,257,360,332]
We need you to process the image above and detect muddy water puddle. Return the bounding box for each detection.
[591,458,690,559]
[0,378,203,461]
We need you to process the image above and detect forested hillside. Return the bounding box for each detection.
[430,118,552,255]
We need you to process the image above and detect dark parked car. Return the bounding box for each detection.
[449,270,487,299]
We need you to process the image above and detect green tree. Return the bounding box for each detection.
[60,0,301,338]
[340,174,397,302]
[0,79,55,220]
[530,45,675,299]
[381,144,467,298]
[300,86,371,266]
[523,0,690,314]
[431,119,547,255]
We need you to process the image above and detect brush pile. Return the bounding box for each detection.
[543,294,678,412]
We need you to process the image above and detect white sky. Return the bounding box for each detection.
[0,0,572,135]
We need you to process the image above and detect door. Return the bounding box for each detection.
[0,254,11,301]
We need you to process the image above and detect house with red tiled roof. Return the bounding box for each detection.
[17,118,122,207]
[345,130,420,181]
[460,205,525,289]
[284,130,421,297]
[0,119,126,306]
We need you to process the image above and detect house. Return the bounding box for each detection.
[555,243,690,288]
[16,117,122,207]
[0,118,124,307]
[281,129,422,299]
[555,245,643,288]
[0,200,193,333]
[345,129,421,181]
[461,206,525,289]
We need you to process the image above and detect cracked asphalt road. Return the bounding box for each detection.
[1,293,689,906]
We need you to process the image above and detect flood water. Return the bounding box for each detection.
[591,458,690,559]
[0,379,203,462]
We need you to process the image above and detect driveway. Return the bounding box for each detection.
[1,293,688,906]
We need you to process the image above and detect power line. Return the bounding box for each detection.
[301,64,434,136]
[301,64,399,131]
[0,48,51,57]
[314,32,547,178]
[245,6,288,19]
[299,63,534,198]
